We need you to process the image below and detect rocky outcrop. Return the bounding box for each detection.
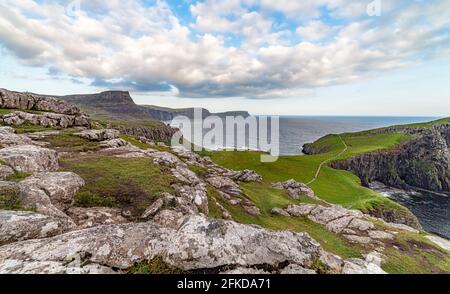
[75,129,120,142]
[67,207,128,229]
[0,126,33,146]
[1,111,90,128]
[0,211,65,246]
[0,88,81,115]
[226,169,263,182]
[0,215,322,274]
[332,125,450,193]
[0,145,59,173]
[281,203,418,247]
[272,179,319,200]
[117,125,178,144]
[20,172,85,211]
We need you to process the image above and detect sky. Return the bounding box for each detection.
[0,0,449,116]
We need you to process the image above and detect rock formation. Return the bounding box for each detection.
[332,125,450,193]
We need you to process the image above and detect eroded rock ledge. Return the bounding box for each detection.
[0,214,384,274]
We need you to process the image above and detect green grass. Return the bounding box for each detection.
[382,232,450,274]
[128,257,184,274]
[5,123,62,134]
[60,155,174,217]
[41,133,101,152]
[0,185,33,211]
[0,108,45,116]
[199,118,450,273]
[120,134,173,152]
[5,171,31,182]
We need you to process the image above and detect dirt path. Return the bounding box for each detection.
[306,135,348,186]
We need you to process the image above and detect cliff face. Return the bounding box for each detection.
[117,125,178,143]
[141,106,250,121]
[333,124,450,193]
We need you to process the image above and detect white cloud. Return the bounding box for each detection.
[297,21,334,41]
[0,0,449,99]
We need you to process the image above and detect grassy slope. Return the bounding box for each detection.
[2,110,448,273]
[200,118,450,273]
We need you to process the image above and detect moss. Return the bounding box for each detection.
[128,256,184,274]
[5,172,31,182]
[311,259,329,274]
[9,123,62,134]
[207,186,225,219]
[188,164,209,178]
[0,186,32,211]
[61,156,174,217]
[41,133,101,152]
[74,191,117,208]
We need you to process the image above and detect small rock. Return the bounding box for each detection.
[75,129,120,142]
[286,204,317,217]
[342,258,386,274]
[368,230,395,240]
[320,251,343,273]
[242,205,261,216]
[67,207,128,229]
[222,267,270,274]
[271,207,290,217]
[347,218,375,232]
[141,198,165,220]
[343,234,372,244]
[99,139,128,148]
[279,264,317,274]
[153,209,187,230]
[206,176,242,196]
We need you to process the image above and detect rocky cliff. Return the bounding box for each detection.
[141,106,250,121]
[332,124,450,194]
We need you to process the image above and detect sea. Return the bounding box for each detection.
[170,115,449,238]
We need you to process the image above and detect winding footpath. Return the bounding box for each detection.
[306,135,348,186]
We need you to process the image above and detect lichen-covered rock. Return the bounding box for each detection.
[141,199,164,220]
[20,172,85,211]
[271,207,290,217]
[0,211,64,246]
[286,204,316,216]
[279,264,317,274]
[172,183,209,214]
[151,151,183,167]
[67,207,128,229]
[171,165,201,185]
[17,182,76,231]
[342,258,386,274]
[272,179,318,200]
[164,215,322,270]
[1,111,90,128]
[0,126,34,146]
[0,215,324,274]
[153,209,187,230]
[0,88,81,115]
[368,230,395,240]
[75,129,120,142]
[228,170,263,182]
[99,139,128,148]
[0,145,59,173]
[206,176,242,196]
